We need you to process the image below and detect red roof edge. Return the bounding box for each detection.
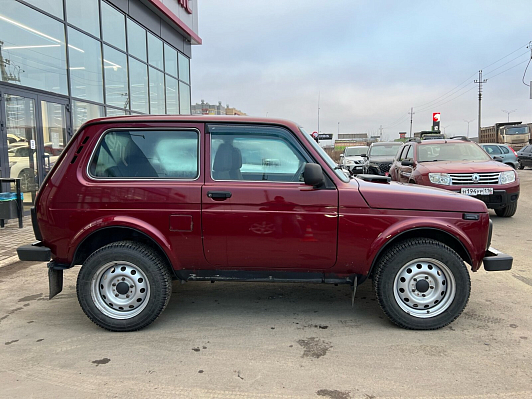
[145,0,202,45]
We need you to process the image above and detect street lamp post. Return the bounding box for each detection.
[464,119,475,137]
[502,109,516,122]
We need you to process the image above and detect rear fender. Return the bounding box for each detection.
[68,216,178,268]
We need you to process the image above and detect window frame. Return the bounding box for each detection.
[86,127,201,181]
[207,124,314,184]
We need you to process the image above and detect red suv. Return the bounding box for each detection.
[389,139,520,217]
[17,116,512,331]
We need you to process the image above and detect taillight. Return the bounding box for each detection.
[510,147,518,156]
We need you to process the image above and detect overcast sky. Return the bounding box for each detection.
[191,0,532,141]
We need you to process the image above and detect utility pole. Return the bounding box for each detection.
[337,122,339,137]
[463,119,475,137]
[408,107,415,138]
[378,125,383,140]
[317,92,320,134]
[474,70,487,136]
[502,109,516,122]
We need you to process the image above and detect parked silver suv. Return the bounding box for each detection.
[480,143,519,169]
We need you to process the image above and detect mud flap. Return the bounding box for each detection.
[48,267,63,299]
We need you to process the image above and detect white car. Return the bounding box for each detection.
[8,145,60,192]
[340,146,369,174]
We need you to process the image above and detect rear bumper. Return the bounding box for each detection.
[483,247,513,271]
[17,242,51,262]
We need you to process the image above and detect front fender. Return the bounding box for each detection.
[367,217,476,271]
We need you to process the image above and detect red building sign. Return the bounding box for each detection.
[178,0,192,14]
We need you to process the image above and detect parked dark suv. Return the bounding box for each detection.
[363,142,403,175]
[17,116,512,332]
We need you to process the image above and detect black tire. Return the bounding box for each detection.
[494,201,518,217]
[518,161,525,170]
[373,238,470,330]
[77,241,172,332]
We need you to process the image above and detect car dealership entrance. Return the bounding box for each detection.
[1,87,70,206]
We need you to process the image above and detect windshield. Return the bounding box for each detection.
[369,144,402,157]
[418,142,491,162]
[345,147,368,156]
[299,127,349,182]
[504,126,529,135]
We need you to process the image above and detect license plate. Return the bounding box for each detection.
[460,187,493,196]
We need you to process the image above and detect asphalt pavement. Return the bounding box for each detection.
[1,172,531,398]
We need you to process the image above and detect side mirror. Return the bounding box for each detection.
[401,160,414,166]
[339,154,344,159]
[493,156,504,162]
[303,163,324,187]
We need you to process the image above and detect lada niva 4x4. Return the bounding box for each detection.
[17,116,512,331]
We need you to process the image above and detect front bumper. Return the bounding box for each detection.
[483,247,513,271]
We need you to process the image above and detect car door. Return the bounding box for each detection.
[389,145,406,181]
[397,145,414,183]
[202,123,338,270]
[521,145,532,166]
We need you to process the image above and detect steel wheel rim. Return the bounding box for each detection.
[90,261,150,319]
[393,258,456,318]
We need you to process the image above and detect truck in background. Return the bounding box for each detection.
[480,122,530,151]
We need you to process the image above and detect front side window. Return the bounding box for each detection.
[209,125,307,182]
[90,130,199,179]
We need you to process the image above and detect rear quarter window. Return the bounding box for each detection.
[89,129,199,179]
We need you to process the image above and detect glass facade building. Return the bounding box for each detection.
[0,0,200,206]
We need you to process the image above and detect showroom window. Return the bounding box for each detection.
[68,27,104,103]
[149,67,165,114]
[165,76,179,115]
[129,57,149,114]
[178,52,190,84]
[0,1,68,94]
[127,19,147,62]
[72,101,104,131]
[103,45,129,109]
[66,0,100,38]
[147,32,164,71]
[101,1,126,51]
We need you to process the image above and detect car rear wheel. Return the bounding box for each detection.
[494,201,518,217]
[77,241,172,332]
[373,238,470,330]
[518,161,525,170]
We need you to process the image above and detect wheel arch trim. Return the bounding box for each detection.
[367,226,474,277]
[69,217,178,270]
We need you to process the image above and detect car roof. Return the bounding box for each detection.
[481,143,508,146]
[371,142,402,146]
[416,139,470,145]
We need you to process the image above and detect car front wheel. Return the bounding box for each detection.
[373,238,470,330]
[494,201,518,217]
[77,241,172,332]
